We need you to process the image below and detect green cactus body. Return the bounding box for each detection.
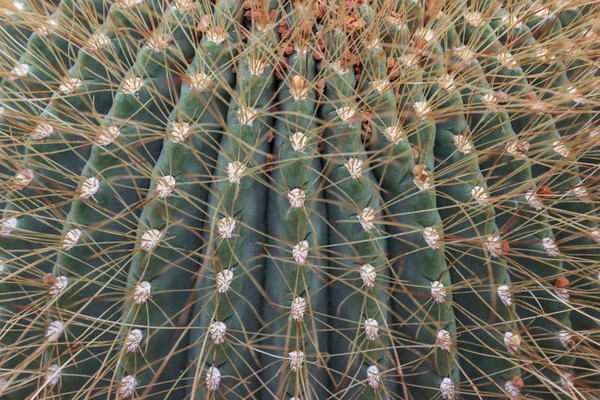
[456,20,575,394]
[116,2,241,398]
[186,7,278,397]
[318,27,394,398]
[362,9,459,398]
[41,4,196,396]
[422,18,520,398]
[260,34,330,400]
[1,1,600,399]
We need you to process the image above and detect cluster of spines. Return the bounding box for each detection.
[0,0,598,399]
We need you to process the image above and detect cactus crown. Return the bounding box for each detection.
[1,0,600,398]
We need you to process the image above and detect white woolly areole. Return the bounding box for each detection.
[290,75,310,101]
[453,134,473,154]
[366,365,380,389]
[156,175,176,198]
[46,321,64,342]
[504,380,521,398]
[423,227,441,250]
[62,228,82,251]
[535,47,555,63]
[336,107,357,125]
[122,77,144,94]
[288,350,304,372]
[140,229,162,251]
[119,375,137,398]
[440,377,455,399]
[13,168,34,190]
[133,281,151,304]
[465,12,484,26]
[289,132,309,152]
[216,269,234,293]
[0,218,18,238]
[552,140,570,158]
[414,27,434,43]
[559,330,574,350]
[364,318,379,341]
[436,329,452,352]
[399,53,420,69]
[413,170,432,192]
[292,240,309,264]
[169,122,191,143]
[287,188,306,208]
[189,73,212,92]
[217,217,236,239]
[206,366,221,391]
[237,106,258,126]
[78,177,99,199]
[498,52,518,70]
[291,297,307,321]
[248,57,268,76]
[384,125,405,145]
[344,157,363,180]
[471,186,490,205]
[45,364,60,388]
[504,332,520,354]
[85,32,111,51]
[455,45,476,63]
[32,123,54,140]
[173,0,194,12]
[358,207,376,231]
[49,276,68,298]
[526,190,543,210]
[206,30,227,44]
[497,285,512,306]
[555,287,569,303]
[591,228,600,244]
[431,281,447,303]
[542,237,560,257]
[117,0,142,7]
[36,19,59,36]
[413,101,431,120]
[438,74,456,92]
[9,64,29,80]
[561,372,574,390]
[147,33,173,52]
[209,321,227,345]
[371,79,390,94]
[505,140,529,157]
[360,264,376,288]
[59,77,83,95]
[96,126,120,146]
[484,235,504,258]
[227,161,246,184]
[573,186,590,202]
[125,329,143,353]
[482,93,499,111]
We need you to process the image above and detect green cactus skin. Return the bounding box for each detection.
[41,4,197,396]
[319,27,395,398]
[116,2,242,398]
[418,15,521,399]
[455,16,575,395]
[186,7,278,397]
[1,1,600,399]
[260,35,330,400]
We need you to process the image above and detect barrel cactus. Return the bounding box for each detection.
[1,0,599,398]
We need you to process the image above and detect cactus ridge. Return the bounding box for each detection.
[0,0,599,399]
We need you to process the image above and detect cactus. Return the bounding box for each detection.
[1,0,599,399]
